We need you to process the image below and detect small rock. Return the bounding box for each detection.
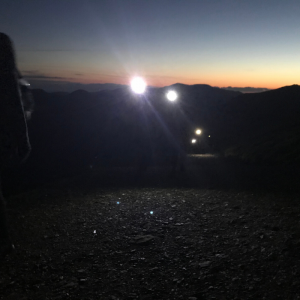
[77,269,86,273]
[64,282,77,288]
[199,261,211,268]
[79,278,87,285]
[130,235,155,245]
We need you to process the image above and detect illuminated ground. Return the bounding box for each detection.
[1,158,300,299]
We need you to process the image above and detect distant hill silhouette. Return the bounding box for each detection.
[4,83,300,189]
[220,85,300,163]
[12,84,238,178]
[222,87,270,93]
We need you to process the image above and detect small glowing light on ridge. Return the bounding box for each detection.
[150,211,153,214]
[131,77,147,94]
[166,90,177,101]
[117,201,120,205]
[195,129,201,135]
[191,139,197,144]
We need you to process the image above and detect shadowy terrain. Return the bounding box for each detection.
[2,84,300,299]
[220,85,300,163]
[1,155,300,299]
[7,83,300,183]
[6,84,241,180]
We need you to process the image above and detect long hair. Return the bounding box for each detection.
[0,33,31,165]
[0,33,34,120]
[0,33,16,73]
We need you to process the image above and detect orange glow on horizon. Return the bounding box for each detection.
[30,69,298,91]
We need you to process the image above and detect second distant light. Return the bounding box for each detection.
[166,90,177,101]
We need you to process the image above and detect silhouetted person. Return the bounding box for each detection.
[0,33,31,258]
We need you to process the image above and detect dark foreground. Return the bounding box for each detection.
[1,155,300,299]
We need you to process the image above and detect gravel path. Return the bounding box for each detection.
[1,159,300,299]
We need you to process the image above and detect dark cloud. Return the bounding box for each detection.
[222,87,270,93]
[27,79,127,93]
[24,75,67,80]
[19,49,91,52]
[22,70,68,80]
[22,70,39,74]
[21,70,128,92]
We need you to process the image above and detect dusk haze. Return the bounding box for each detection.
[1,0,299,92]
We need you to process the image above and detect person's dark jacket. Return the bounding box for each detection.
[0,32,31,166]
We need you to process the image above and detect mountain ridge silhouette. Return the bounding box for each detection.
[5,83,300,187]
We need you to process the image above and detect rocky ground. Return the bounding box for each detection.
[1,156,300,299]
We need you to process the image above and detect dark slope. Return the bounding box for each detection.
[3,84,240,186]
[3,83,300,193]
[220,85,300,163]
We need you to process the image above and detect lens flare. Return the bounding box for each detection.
[131,77,147,94]
[166,90,177,101]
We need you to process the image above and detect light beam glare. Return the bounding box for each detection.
[131,77,147,94]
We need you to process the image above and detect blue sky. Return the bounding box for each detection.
[1,0,300,91]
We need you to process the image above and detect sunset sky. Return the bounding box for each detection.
[1,0,300,92]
